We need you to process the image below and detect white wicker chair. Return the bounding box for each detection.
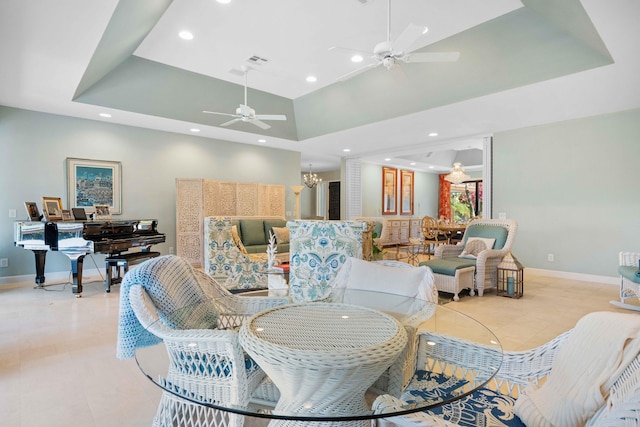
[427,218,518,296]
[373,313,640,427]
[120,255,286,427]
[610,251,640,311]
[329,257,438,397]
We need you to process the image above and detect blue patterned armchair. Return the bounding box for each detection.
[204,217,269,290]
[287,220,368,302]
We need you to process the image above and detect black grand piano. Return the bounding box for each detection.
[14,219,165,296]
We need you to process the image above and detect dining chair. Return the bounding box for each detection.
[610,251,640,311]
[329,257,437,396]
[373,311,640,427]
[419,216,448,259]
[117,255,286,427]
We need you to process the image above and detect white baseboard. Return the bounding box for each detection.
[0,268,105,286]
[526,268,618,286]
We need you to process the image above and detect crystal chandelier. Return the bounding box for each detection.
[444,162,471,184]
[303,164,322,189]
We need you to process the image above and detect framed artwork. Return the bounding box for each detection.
[382,166,397,215]
[66,158,122,214]
[24,202,42,221]
[400,170,414,215]
[94,204,112,220]
[72,208,87,220]
[42,197,63,221]
[61,209,73,221]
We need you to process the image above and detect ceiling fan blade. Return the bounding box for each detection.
[250,119,271,130]
[393,23,426,54]
[405,51,460,63]
[220,118,242,127]
[336,63,377,82]
[203,110,238,118]
[255,114,286,121]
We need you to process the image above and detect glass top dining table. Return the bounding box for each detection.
[135,287,502,425]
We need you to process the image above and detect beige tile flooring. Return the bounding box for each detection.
[0,269,634,427]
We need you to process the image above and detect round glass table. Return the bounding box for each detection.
[135,288,502,427]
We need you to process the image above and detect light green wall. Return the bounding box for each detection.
[361,162,440,218]
[0,106,301,280]
[493,108,640,277]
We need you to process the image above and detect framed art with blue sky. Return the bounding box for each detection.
[66,158,122,214]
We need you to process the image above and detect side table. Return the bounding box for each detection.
[239,302,408,427]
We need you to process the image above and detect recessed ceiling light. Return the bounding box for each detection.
[384,158,391,161]
[428,132,438,137]
[429,165,435,169]
[410,162,416,166]
[351,55,364,63]
[422,27,429,34]
[306,75,317,83]
[190,128,200,133]
[178,31,193,40]
[99,113,111,118]
[343,148,351,152]
[258,139,266,143]
[216,0,231,4]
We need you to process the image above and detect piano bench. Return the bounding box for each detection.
[105,251,161,292]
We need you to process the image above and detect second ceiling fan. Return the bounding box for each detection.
[331,0,460,81]
[203,67,286,130]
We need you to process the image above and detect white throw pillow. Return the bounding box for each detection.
[341,258,431,299]
[459,237,495,259]
[272,227,290,244]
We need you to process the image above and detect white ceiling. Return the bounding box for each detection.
[1,0,639,173]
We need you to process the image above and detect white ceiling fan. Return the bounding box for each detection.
[203,67,286,130]
[330,0,460,81]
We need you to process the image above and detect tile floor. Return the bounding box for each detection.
[0,269,633,426]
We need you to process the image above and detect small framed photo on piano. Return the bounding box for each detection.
[94,204,112,220]
[61,209,73,221]
[42,197,63,221]
[24,202,42,221]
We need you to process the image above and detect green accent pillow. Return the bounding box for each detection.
[463,225,509,250]
[240,219,267,246]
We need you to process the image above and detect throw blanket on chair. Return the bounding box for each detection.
[116,255,218,359]
[514,311,640,427]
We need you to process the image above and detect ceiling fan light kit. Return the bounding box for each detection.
[203,67,286,130]
[331,0,460,81]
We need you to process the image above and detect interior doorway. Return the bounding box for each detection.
[328,181,340,220]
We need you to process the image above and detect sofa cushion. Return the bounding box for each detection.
[403,371,524,427]
[263,219,287,242]
[463,225,509,250]
[240,219,267,246]
[619,266,640,284]
[420,258,476,276]
[272,226,290,244]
